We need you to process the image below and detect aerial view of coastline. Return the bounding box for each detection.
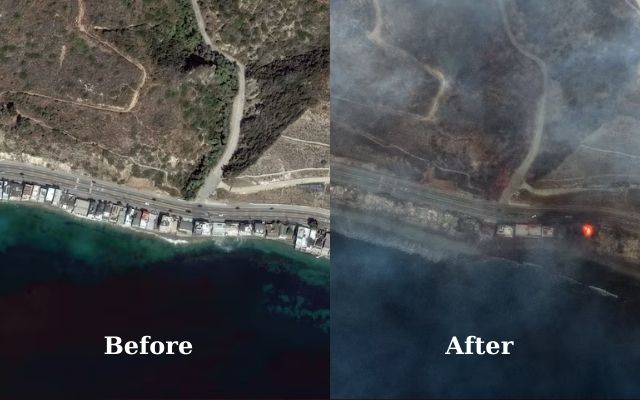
[0,203,329,397]
[331,0,640,397]
[9,0,640,397]
[0,0,328,398]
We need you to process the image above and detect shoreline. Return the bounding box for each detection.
[0,201,328,262]
[333,204,640,300]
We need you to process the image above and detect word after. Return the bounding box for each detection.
[445,336,514,355]
[105,335,193,355]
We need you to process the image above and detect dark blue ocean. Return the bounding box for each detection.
[332,232,640,399]
[0,204,328,399]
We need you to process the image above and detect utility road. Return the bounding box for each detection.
[0,160,329,226]
[228,177,330,194]
[190,0,247,201]
[498,0,549,204]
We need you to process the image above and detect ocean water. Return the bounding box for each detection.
[332,233,640,399]
[0,203,328,399]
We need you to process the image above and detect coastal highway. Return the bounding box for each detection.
[333,161,640,229]
[0,160,329,226]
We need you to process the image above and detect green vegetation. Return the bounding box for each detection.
[224,48,327,176]
[266,292,329,333]
[0,44,16,63]
[1,0,326,198]
[138,0,203,68]
[69,33,90,55]
[114,0,239,198]
[179,52,237,199]
[200,0,329,180]
[206,0,329,64]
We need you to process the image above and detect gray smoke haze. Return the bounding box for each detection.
[331,221,640,398]
[332,0,640,188]
[331,0,640,397]
[331,1,441,119]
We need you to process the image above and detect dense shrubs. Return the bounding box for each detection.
[223,48,328,177]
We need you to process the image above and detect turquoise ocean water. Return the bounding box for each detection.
[0,203,328,398]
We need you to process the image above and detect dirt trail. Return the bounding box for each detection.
[523,145,640,195]
[280,135,330,147]
[76,0,147,112]
[626,0,640,16]
[2,0,147,113]
[238,167,330,180]
[190,0,246,201]
[581,144,640,161]
[498,0,548,204]
[353,125,479,191]
[58,45,67,69]
[521,182,625,196]
[93,22,159,31]
[17,108,171,179]
[228,177,329,194]
[368,0,448,122]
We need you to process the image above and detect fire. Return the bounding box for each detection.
[581,224,595,238]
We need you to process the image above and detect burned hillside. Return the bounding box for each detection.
[331,0,540,199]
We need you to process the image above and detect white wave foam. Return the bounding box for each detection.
[588,285,620,299]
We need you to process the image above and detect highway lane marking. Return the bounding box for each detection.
[0,162,330,222]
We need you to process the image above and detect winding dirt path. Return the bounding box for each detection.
[190,0,246,201]
[76,0,147,112]
[498,0,549,204]
[227,177,330,194]
[1,0,147,113]
[368,0,448,122]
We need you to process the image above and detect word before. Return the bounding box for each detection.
[105,335,193,355]
[445,336,514,355]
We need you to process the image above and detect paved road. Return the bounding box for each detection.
[333,161,640,229]
[0,160,329,226]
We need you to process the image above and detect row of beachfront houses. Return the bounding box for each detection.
[0,179,330,258]
[496,223,554,238]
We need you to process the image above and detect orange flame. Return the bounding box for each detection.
[581,224,595,238]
